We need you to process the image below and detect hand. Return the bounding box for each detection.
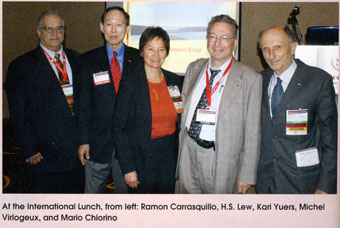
[175,180,180,194]
[237,180,252,194]
[78,144,90,166]
[124,171,140,189]
[26,152,43,165]
[315,188,328,194]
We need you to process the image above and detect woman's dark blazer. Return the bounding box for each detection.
[112,64,183,175]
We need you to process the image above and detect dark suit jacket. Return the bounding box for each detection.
[6,46,81,172]
[112,65,183,175]
[78,44,142,163]
[257,59,337,194]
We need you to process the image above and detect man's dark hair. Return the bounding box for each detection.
[101,6,129,25]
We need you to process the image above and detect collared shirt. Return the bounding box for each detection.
[106,43,125,72]
[185,57,233,141]
[40,43,73,85]
[268,59,297,117]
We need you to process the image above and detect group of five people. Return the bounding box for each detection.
[6,6,337,194]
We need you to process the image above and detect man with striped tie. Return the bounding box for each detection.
[177,15,262,194]
[6,10,84,193]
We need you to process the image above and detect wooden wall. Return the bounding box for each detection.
[2,2,106,118]
[240,2,339,72]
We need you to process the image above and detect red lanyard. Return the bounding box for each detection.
[205,58,233,107]
[42,49,68,81]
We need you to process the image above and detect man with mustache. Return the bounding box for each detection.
[6,10,84,193]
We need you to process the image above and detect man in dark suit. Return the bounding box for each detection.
[6,10,84,193]
[257,25,337,194]
[77,6,142,193]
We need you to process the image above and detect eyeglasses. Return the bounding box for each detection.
[207,34,234,42]
[41,26,64,33]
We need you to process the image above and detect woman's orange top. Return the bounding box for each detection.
[148,78,177,138]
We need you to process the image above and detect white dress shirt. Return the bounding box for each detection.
[185,57,233,141]
[268,59,297,117]
[40,43,73,85]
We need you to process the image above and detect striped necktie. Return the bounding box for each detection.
[188,69,220,140]
[54,53,69,85]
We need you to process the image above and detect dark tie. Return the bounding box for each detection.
[188,69,220,140]
[111,51,121,93]
[54,53,69,85]
[271,77,283,116]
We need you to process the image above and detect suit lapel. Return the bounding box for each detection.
[64,48,79,79]
[34,47,71,113]
[218,59,243,117]
[140,68,152,138]
[275,63,306,115]
[182,60,207,126]
[164,70,173,87]
[34,47,62,86]
[262,69,273,121]
[96,46,111,72]
[97,46,116,96]
[123,45,139,76]
[163,70,182,130]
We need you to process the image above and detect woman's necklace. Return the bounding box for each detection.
[152,88,159,102]
[148,71,164,102]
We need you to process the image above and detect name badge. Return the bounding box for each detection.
[168,85,183,114]
[295,147,319,167]
[196,109,217,125]
[93,71,110,86]
[62,84,73,97]
[168,85,181,98]
[286,109,308,135]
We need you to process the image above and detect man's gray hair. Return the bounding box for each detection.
[37,10,64,29]
[207,14,239,39]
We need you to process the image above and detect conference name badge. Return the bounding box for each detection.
[286,109,308,135]
[61,84,73,97]
[93,71,110,86]
[196,109,217,125]
[168,85,183,114]
[295,147,319,167]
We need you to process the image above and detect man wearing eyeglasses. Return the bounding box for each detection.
[177,14,262,194]
[6,10,84,193]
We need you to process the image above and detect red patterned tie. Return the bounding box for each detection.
[54,53,69,85]
[111,51,121,93]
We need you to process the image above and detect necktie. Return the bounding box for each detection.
[55,53,73,115]
[188,69,220,140]
[111,51,121,93]
[54,54,69,85]
[271,77,284,116]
